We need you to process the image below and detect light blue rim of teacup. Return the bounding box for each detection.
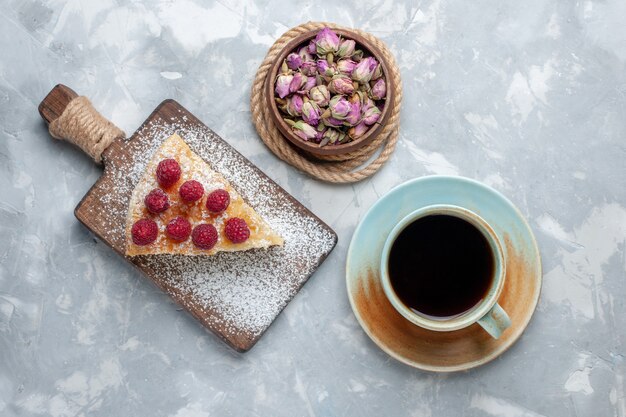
[379,204,506,332]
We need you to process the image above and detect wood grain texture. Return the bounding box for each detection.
[72,99,337,352]
[38,84,79,124]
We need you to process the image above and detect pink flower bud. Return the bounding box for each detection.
[351,57,378,83]
[344,94,362,126]
[317,59,333,76]
[370,78,386,100]
[322,115,344,127]
[309,85,330,107]
[286,94,304,116]
[298,46,314,62]
[348,121,369,139]
[361,98,381,125]
[286,53,302,70]
[328,95,352,120]
[314,125,326,143]
[299,76,317,93]
[337,39,356,58]
[314,27,340,55]
[372,62,383,80]
[291,120,318,141]
[300,61,317,76]
[329,74,355,95]
[302,101,321,126]
[289,72,307,94]
[337,59,357,74]
[275,74,293,99]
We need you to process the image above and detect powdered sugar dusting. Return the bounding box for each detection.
[87,105,336,344]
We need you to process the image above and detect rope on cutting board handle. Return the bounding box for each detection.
[48,96,125,164]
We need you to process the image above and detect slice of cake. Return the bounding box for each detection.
[125,133,283,256]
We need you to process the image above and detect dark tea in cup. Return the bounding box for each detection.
[387,214,495,319]
[380,205,511,339]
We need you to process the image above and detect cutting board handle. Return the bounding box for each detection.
[38,84,125,164]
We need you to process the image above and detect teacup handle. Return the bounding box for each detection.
[477,303,511,339]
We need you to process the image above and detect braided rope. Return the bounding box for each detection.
[49,96,125,164]
[250,22,402,183]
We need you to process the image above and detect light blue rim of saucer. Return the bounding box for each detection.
[346,175,542,372]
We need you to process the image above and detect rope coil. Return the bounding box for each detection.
[49,96,125,164]
[250,22,402,183]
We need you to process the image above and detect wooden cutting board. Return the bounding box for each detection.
[39,85,337,352]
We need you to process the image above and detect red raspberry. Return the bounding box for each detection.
[179,180,204,203]
[156,159,181,188]
[131,219,158,245]
[144,188,170,214]
[165,216,192,242]
[192,223,218,250]
[206,189,230,213]
[224,217,250,243]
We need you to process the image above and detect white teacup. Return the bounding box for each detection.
[380,205,511,339]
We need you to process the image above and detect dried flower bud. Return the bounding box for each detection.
[372,62,383,80]
[299,76,317,93]
[370,78,386,100]
[353,90,366,105]
[323,128,341,144]
[326,52,334,66]
[315,27,340,55]
[345,93,362,126]
[300,61,317,76]
[337,39,356,58]
[289,72,307,94]
[329,74,355,96]
[275,97,288,113]
[352,50,364,62]
[352,57,378,84]
[316,59,335,77]
[328,95,352,120]
[301,101,321,126]
[362,97,381,125]
[275,74,293,99]
[337,59,357,74]
[286,53,303,70]
[313,124,326,143]
[298,46,314,63]
[286,94,304,116]
[309,85,330,107]
[289,120,318,141]
[322,115,344,127]
[348,121,369,139]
